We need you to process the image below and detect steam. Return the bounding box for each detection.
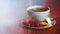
[29,0,32,6]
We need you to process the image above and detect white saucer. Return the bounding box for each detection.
[23,17,56,29]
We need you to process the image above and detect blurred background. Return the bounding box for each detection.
[0,0,51,26]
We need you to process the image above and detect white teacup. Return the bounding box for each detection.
[27,5,50,21]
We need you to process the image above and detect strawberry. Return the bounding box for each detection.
[23,19,30,25]
[31,17,35,23]
[34,22,40,27]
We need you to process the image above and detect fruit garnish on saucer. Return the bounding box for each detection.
[23,17,56,29]
[41,21,48,26]
[30,17,36,23]
[23,17,50,27]
[34,21,40,27]
[23,19,30,25]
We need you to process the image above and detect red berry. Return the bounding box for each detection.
[34,22,40,27]
[24,19,30,25]
[30,23,34,27]
[31,17,35,23]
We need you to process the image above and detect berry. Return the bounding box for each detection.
[23,19,30,25]
[29,23,34,27]
[34,22,40,27]
[31,17,35,23]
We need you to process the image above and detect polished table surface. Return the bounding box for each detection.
[0,0,60,34]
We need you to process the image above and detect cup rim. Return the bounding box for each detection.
[27,5,50,12]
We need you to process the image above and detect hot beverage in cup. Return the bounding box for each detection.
[29,7,49,12]
[27,5,50,21]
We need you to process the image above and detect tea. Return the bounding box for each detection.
[29,7,49,12]
[27,6,50,21]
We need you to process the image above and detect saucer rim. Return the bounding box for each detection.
[23,17,56,29]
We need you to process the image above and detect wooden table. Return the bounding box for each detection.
[10,17,60,34]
